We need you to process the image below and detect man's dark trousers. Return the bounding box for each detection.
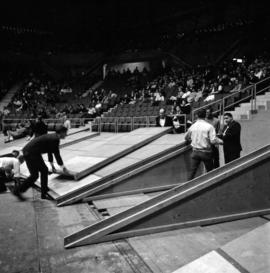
[212,145,220,168]
[0,168,8,192]
[18,154,49,195]
[224,151,241,164]
[188,150,214,180]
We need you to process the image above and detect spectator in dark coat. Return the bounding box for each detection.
[156,108,173,127]
[32,116,48,138]
[219,112,242,164]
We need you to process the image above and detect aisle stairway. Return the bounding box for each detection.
[226,91,270,120]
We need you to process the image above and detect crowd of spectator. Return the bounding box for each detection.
[1,55,270,128]
[127,56,270,116]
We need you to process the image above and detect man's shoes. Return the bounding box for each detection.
[41,193,52,200]
[11,188,27,201]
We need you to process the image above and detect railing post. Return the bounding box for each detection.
[251,86,254,112]
[192,109,195,122]
[98,117,101,134]
[254,83,257,111]
[221,97,225,124]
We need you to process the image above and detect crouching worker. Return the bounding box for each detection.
[0,155,25,193]
[12,126,69,201]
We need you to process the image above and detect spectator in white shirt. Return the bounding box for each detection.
[62,115,71,131]
[185,109,223,180]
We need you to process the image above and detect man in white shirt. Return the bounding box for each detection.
[62,115,71,131]
[185,109,223,180]
[0,155,24,192]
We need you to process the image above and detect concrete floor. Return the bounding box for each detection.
[1,110,270,273]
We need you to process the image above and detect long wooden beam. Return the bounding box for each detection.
[59,131,99,148]
[67,127,172,180]
[56,142,195,206]
[64,144,270,248]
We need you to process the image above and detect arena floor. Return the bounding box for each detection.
[1,116,270,272]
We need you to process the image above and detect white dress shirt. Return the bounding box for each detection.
[0,157,21,177]
[185,119,221,151]
[159,118,166,127]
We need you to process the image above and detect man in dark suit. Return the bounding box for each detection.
[219,112,242,164]
[12,126,68,200]
[156,108,173,127]
[32,115,48,138]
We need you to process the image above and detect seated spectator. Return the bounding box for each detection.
[172,115,185,134]
[171,105,182,115]
[180,99,191,115]
[153,91,165,106]
[62,114,71,131]
[187,89,197,103]
[156,108,173,127]
[194,89,203,102]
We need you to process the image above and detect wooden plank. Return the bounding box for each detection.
[172,251,242,273]
[107,207,132,216]
[93,194,151,210]
[47,174,102,196]
[64,144,270,248]
[221,222,270,273]
[61,127,171,180]
[60,131,99,148]
[89,145,194,200]
[172,221,270,273]
[16,133,184,203]
[57,140,192,206]
[66,127,89,136]
[129,217,267,273]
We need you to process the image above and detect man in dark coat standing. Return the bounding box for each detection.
[156,108,173,127]
[12,126,68,200]
[219,112,242,164]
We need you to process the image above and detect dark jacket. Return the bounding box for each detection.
[221,120,242,154]
[33,121,48,137]
[23,133,63,165]
[156,115,173,127]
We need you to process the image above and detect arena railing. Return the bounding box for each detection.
[192,76,270,121]
[93,115,187,133]
[1,117,92,132]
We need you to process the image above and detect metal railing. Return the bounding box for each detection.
[1,117,92,132]
[192,76,270,121]
[92,115,187,133]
